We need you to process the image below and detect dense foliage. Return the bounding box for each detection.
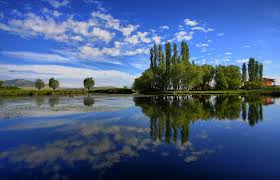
[133,41,267,92]
[83,77,95,90]
[133,41,242,92]
[49,77,59,90]
[35,79,45,90]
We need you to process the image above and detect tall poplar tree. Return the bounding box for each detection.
[150,48,154,68]
[242,63,247,83]
[153,44,158,67]
[172,43,178,64]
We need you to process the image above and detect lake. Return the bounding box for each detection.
[0,95,280,179]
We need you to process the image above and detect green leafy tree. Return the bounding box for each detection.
[165,42,171,89]
[259,63,263,81]
[83,77,95,90]
[0,80,3,88]
[181,41,189,64]
[170,62,184,90]
[49,77,59,90]
[153,44,159,67]
[35,79,45,90]
[181,65,202,90]
[200,65,215,90]
[215,66,228,90]
[171,43,178,64]
[133,69,155,92]
[150,48,154,68]
[242,63,247,83]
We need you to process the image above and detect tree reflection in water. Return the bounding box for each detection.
[83,96,95,107]
[134,95,271,144]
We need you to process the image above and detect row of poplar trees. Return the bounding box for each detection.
[241,58,263,89]
[133,41,245,92]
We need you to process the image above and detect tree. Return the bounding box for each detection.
[153,44,159,67]
[150,48,154,68]
[248,58,255,81]
[35,79,45,90]
[259,63,263,81]
[165,42,171,89]
[215,66,228,90]
[181,41,189,64]
[0,80,3,88]
[200,65,215,90]
[49,77,59,90]
[181,65,202,90]
[83,77,95,90]
[133,69,155,92]
[172,43,178,64]
[242,63,247,83]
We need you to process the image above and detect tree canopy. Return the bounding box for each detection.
[49,77,59,90]
[83,77,95,90]
[35,79,45,90]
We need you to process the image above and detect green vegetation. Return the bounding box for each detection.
[0,80,3,88]
[83,77,95,90]
[134,95,268,144]
[49,77,59,90]
[35,79,45,90]
[133,41,268,93]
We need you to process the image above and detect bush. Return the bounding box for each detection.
[243,81,263,90]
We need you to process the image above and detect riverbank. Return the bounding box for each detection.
[0,87,134,96]
[140,87,280,96]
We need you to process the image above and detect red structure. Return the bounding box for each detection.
[262,78,276,87]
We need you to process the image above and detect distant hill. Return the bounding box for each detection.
[4,79,34,87]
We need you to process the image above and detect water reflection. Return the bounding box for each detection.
[48,96,60,107]
[83,96,95,107]
[134,95,271,144]
[0,95,279,179]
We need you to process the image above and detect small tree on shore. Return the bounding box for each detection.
[0,80,3,88]
[49,78,59,90]
[83,77,95,90]
[35,79,45,90]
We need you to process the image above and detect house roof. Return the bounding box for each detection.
[263,78,276,82]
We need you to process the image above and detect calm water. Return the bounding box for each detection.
[0,95,280,179]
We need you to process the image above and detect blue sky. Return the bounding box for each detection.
[0,0,279,87]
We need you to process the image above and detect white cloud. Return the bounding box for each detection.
[91,27,115,43]
[91,11,138,37]
[152,35,161,44]
[262,60,272,64]
[0,64,136,87]
[79,45,120,59]
[175,31,193,41]
[236,58,249,63]
[124,32,151,45]
[0,51,71,62]
[47,0,69,8]
[191,26,214,33]
[196,43,208,48]
[217,33,224,37]
[184,18,198,27]
[224,52,232,55]
[160,25,170,30]
[123,48,149,56]
[242,45,251,48]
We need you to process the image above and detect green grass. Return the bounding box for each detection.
[0,87,134,96]
[140,87,280,96]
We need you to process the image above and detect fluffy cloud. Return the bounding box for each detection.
[175,31,193,41]
[47,0,69,8]
[152,36,161,44]
[0,51,71,62]
[196,43,208,48]
[236,58,249,63]
[0,64,136,87]
[91,11,139,37]
[160,25,170,30]
[224,52,232,55]
[91,27,115,43]
[191,27,214,33]
[124,32,151,45]
[184,18,198,27]
[217,33,224,37]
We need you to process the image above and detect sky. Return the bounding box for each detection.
[0,0,280,87]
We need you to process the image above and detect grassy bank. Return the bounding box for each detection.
[0,87,134,97]
[140,87,280,96]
